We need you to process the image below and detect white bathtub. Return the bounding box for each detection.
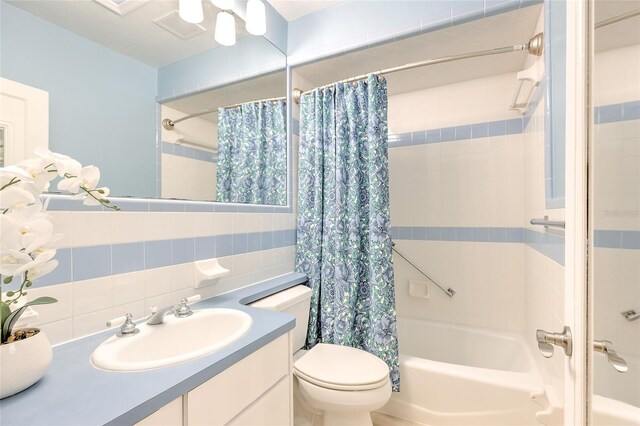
[380,317,546,426]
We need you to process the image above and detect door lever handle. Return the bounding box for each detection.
[594,340,628,373]
[536,326,572,358]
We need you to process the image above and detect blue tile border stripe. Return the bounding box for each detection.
[390,226,524,243]
[162,141,217,163]
[594,230,640,250]
[595,100,640,124]
[388,117,525,149]
[524,228,564,265]
[391,226,565,265]
[32,229,297,288]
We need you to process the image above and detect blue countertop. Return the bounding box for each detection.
[0,272,308,426]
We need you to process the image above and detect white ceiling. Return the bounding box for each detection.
[164,70,287,122]
[595,0,640,52]
[294,4,544,96]
[267,0,344,21]
[6,0,252,68]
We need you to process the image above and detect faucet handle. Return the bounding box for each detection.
[174,294,201,318]
[107,314,128,328]
[186,294,201,304]
[107,313,139,337]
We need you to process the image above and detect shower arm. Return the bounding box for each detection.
[392,242,456,297]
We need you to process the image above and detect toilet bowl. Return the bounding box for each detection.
[293,343,392,425]
[250,286,392,426]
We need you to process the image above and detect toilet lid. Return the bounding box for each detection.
[293,343,390,391]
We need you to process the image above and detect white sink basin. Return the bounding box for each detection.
[91,309,252,371]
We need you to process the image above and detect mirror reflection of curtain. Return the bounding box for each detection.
[216,100,286,205]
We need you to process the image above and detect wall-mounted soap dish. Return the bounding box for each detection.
[194,258,230,289]
[409,280,431,299]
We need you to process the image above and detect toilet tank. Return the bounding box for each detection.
[249,285,312,353]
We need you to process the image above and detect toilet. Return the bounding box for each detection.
[250,285,392,426]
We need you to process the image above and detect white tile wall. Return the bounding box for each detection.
[592,43,640,405]
[394,240,525,331]
[161,153,217,201]
[522,34,566,400]
[23,210,296,345]
[160,104,218,201]
[388,73,522,134]
[388,72,527,331]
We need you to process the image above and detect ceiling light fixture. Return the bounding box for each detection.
[245,0,266,36]
[215,11,236,46]
[178,0,204,23]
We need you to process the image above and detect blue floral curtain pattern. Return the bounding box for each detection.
[296,75,399,390]
[216,99,286,205]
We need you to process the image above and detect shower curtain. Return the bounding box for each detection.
[295,75,399,390]
[216,100,286,205]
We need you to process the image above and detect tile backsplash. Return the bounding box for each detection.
[25,206,296,345]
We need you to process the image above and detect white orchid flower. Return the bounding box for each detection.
[0,249,32,277]
[57,165,100,194]
[20,217,55,254]
[13,249,58,279]
[14,249,58,280]
[0,184,36,211]
[0,213,23,253]
[1,165,34,185]
[34,148,82,178]
[18,157,57,193]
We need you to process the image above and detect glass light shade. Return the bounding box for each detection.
[210,0,234,10]
[215,11,236,46]
[245,0,266,36]
[178,0,204,24]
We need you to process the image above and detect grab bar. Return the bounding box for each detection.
[392,242,455,297]
[530,217,565,229]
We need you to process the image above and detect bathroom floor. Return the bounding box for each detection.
[372,412,426,426]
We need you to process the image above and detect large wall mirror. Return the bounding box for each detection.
[0,0,287,206]
[160,71,287,204]
[590,0,639,421]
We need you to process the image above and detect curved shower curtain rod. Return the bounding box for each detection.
[292,32,544,104]
[162,95,287,130]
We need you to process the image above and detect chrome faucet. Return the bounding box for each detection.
[147,295,201,325]
[106,313,139,337]
[146,304,176,325]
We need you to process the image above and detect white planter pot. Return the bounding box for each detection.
[0,328,52,399]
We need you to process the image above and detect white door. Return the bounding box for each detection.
[0,78,49,166]
[533,2,589,425]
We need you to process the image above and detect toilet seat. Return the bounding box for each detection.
[293,343,390,391]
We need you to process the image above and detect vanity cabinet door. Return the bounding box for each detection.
[135,397,183,426]
[187,334,291,425]
[227,377,290,425]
